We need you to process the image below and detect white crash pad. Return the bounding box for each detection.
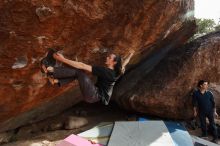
[107,121,175,146]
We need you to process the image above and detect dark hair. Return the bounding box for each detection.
[113,55,122,77]
[40,48,57,66]
[197,80,208,87]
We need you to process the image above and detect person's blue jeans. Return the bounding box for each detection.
[199,111,218,139]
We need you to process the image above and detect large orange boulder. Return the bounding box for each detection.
[0,0,195,132]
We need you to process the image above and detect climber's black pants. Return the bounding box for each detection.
[52,66,100,103]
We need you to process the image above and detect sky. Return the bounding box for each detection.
[195,0,220,24]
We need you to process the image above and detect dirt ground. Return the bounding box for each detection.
[1,102,220,146]
[1,102,127,146]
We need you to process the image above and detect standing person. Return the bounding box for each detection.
[192,80,219,143]
[41,49,135,105]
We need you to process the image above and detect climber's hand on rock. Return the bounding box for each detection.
[53,53,65,61]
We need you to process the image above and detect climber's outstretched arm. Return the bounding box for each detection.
[122,50,135,73]
[53,53,92,72]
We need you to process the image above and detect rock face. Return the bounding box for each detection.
[113,31,220,119]
[0,0,195,132]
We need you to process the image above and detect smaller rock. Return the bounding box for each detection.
[0,131,14,144]
[42,140,54,146]
[64,116,88,130]
[49,122,63,131]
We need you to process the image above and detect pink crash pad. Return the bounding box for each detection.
[57,134,103,146]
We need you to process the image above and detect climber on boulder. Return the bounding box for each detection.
[41,49,135,105]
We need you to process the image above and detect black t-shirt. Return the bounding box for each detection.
[92,66,117,105]
[192,90,215,113]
